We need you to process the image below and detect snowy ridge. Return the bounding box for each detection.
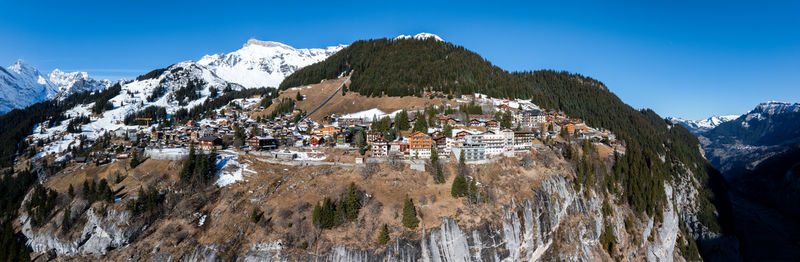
[745,101,800,122]
[0,60,114,113]
[669,101,800,133]
[197,38,345,88]
[394,32,444,42]
[0,60,59,113]
[667,115,738,134]
[49,69,112,99]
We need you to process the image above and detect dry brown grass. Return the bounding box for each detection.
[253,76,465,123]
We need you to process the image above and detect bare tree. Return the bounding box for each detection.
[520,154,536,169]
[361,162,378,179]
[388,153,403,170]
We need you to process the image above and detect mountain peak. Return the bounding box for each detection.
[0,60,60,113]
[50,68,89,80]
[394,32,444,42]
[243,39,295,50]
[196,39,344,89]
[8,59,36,74]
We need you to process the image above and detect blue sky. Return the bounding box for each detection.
[1,1,798,119]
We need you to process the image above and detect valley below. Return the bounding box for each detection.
[728,188,800,261]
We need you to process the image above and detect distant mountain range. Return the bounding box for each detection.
[671,101,800,174]
[667,115,739,133]
[2,38,344,161]
[0,39,344,115]
[1,60,89,113]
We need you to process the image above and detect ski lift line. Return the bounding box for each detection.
[295,76,350,131]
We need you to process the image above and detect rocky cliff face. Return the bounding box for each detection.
[20,194,132,258]
[16,139,714,261]
[155,175,693,261]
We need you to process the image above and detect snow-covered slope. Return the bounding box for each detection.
[394,32,444,42]
[668,115,738,134]
[197,38,345,89]
[49,69,112,99]
[0,60,60,113]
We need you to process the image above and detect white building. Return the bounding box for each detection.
[371,137,390,157]
[452,133,486,161]
[516,109,546,129]
[483,129,514,156]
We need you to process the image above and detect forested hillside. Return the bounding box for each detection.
[282,37,732,235]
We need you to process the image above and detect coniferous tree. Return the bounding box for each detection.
[443,123,453,137]
[395,110,409,131]
[181,144,196,181]
[378,224,390,245]
[250,207,262,223]
[129,153,140,169]
[402,195,419,229]
[430,147,444,183]
[357,129,368,155]
[82,180,90,199]
[413,114,428,133]
[89,180,97,202]
[343,182,362,220]
[501,111,512,129]
[320,197,335,228]
[451,175,468,198]
[61,204,71,234]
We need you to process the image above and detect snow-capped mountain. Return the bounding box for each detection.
[394,32,444,42]
[27,38,345,159]
[668,115,738,134]
[695,100,800,174]
[0,60,115,114]
[197,38,345,89]
[49,69,112,100]
[1,38,342,115]
[743,101,800,123]
[0,60,60,114]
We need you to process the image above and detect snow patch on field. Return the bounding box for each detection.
[215,154,256,187]
[339,108,404,120]
[198,214,207,226]
[288,150,326,161]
